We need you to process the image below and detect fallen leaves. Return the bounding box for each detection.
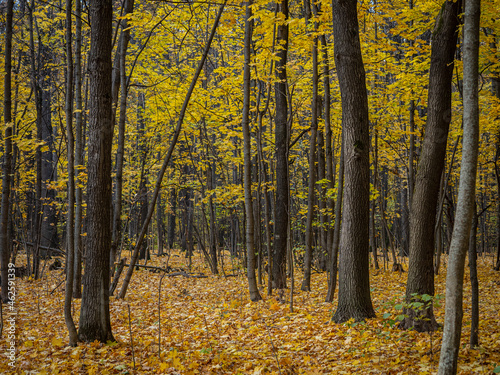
[3,252,500,374]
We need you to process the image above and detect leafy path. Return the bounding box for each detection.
[6,253,500,374]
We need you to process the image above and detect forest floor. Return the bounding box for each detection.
[4,250,500,374]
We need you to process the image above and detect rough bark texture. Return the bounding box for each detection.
[78,0,115,343]
[331,0,375,322]
[242,0,262,301]
[273,0,289,290]
[437,0,478,370]
[402,0,461,332]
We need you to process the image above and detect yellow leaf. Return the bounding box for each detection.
[51,337,63,347]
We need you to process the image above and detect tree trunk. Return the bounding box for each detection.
[64,0,78,345]
[273,0,289,290]
[437,0,479,370]
[0,0,14,303]
[325,132,344,302]
[242,0,262,301]
[111,0,135,267]
[301,0,318,290]
[78,0,115,343]
[331,0,375,323]
[73,0,84,299]
[401,0,461,332]
[469,207,479,348]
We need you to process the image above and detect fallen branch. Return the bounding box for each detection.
[120,264,208,278]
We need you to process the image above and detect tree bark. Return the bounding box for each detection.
[301,0,318,290]
[0,0,14,303]
[331,0,375,322]
[438,0,479,370]
[64,0,78,345]
[78,0,115,343]
[401,0,461,332]
[242,0,262,301]
[273,0,289,290]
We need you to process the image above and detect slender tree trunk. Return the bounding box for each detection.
[438,0,479,370]
[301,1,318,289]
[0,0,14,303]
[325,132,344,302]
[78,0,115,343]
[64,0,78,345]
[402,0,461,332]
[117,2,227,299]
[469,206,479,348]
[242,0,262,301]
[73,0,84,299]
[111,0,135,267]
[273,0,289,290]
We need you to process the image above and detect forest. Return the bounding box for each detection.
[0,0,499,372]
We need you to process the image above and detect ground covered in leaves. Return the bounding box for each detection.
[4,251,500,374]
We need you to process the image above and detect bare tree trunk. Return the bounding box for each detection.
[78,0,115,343]
[242,0,261,301]
[331,0,375,323]
[325,132,344,302]
[64,0,78,345]
[73,0,84,299]
[438,0,479,370]
[301,0,318,290]
[402,0,461,332]
[273,0,289,290]
[469,206,479,348]
[0,0,14,303]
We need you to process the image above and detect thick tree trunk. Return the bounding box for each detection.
[331,0,375,323]
[78,0,115,343]
[242,0,262,301]
[273,0,289,290]
[437,0,479,370]
[402,0,461,332]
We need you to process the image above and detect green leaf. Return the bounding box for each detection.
[494,365,500,373]
[396,314,406,321]
[421,294,432,302]
[395,304,403,310]
[383,313,391,319]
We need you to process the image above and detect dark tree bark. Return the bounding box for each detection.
[301,0,318,290]
[242,0,262,301]
[468,207,479,348]
[331,0,375,322]
[0,0,14,303]
[78,0,115,343]
[402,0,461,332]
[73,0,84,299]
[64,0,78,345]
[273,0,289,290]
